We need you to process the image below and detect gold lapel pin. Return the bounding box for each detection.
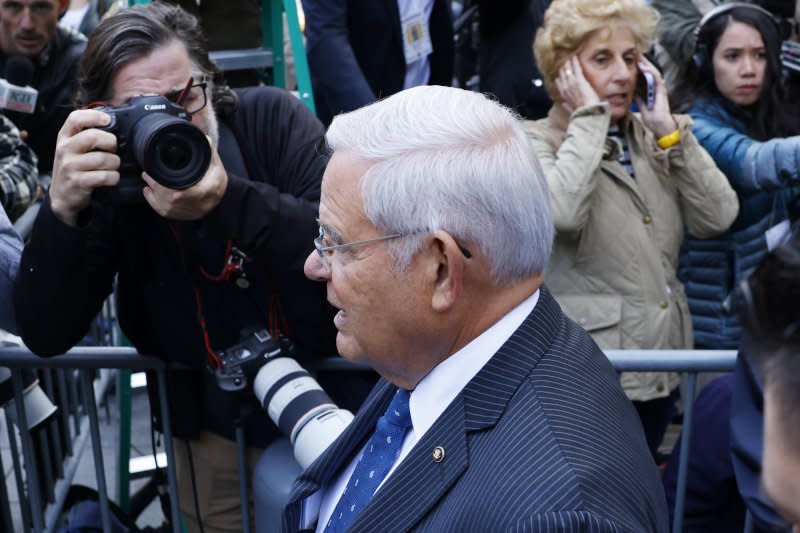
[432,446,445,463]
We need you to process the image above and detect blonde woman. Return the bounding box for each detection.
[528,0,738,457]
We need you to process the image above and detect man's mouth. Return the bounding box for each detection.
[16,34,42,47]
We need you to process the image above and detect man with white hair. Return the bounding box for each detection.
[282,85,668,532]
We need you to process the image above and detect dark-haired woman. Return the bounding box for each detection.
[673,3,800,351]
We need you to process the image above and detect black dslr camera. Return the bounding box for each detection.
[214,328,295,392]
[97,95,212,202]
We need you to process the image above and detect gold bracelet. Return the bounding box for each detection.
[657,129,681,149]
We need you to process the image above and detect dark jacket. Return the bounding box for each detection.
[14,87,342,446]
[730,352,791,531]
[679,98,800,349]
[302,0,454,126]
[661,374,745,532]
[283,288,669,533]
[1,26,86,174]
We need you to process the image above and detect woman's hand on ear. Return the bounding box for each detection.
[555,55,601,114]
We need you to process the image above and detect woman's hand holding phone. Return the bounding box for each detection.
[636,57,677,138]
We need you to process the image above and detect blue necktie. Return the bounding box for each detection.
[324,388,412,532]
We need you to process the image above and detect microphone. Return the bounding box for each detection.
[0,56,38,113]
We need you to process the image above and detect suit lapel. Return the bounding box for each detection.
[349,288,565,531]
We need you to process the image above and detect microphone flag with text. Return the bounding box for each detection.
[0,56,38,113]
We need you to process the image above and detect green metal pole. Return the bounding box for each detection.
[262,0,285,88]
[283,0,316,113]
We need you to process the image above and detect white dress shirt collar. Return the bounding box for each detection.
[403,289,539,455]
[310,289,540,531]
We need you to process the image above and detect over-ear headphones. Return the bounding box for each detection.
[692,2,781,71]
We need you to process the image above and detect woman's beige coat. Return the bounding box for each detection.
[525,103,739,401]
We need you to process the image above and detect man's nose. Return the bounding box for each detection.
[19,9,36,29]
[304,249,330,282]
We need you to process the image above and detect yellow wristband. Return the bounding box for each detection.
[657,129,681,149]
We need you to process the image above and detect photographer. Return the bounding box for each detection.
[12,4,354,532]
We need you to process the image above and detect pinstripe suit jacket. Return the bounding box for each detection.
[282,287,669,532]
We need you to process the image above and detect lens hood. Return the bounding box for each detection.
[133,114,211,190]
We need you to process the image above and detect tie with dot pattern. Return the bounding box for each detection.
[324,388,412,532]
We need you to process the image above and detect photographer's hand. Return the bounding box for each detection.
[50,110,120,227]
[141,136,228,220]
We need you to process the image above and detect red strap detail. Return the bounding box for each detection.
[268,294,290,339]
[200,241,234,281]
[84,100,109,110]
[168,222,221,368]
[193,286,222,368]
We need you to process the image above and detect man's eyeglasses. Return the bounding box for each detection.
[164,76,208,115]
[313,221,471,271]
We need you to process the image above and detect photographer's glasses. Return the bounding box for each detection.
[165,76,208,115]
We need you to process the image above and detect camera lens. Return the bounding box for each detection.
[132,114,211,190]
[159,137,193,172]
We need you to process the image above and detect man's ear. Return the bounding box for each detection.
[429,230,465,313]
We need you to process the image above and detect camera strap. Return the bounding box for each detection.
[166,121,291,369]
[168,220,223,368]
[214,117,292,337]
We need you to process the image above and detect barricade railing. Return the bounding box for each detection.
[0,347,180,533]
[605,350,740,533]
[313,349,742,533]
[0,347,744,533]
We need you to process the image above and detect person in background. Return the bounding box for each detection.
[737,223,800,532]
[58,0,99,36]
[527,0,738,459]
[477,0,552,120]
[660,373,746,532]
[652,0,799,91]
[672,3,800,352]
[0,0,85,175]
[301,0,454,126]
[670,4,800,529]
[0,201,22,332]
[0,113,38,221]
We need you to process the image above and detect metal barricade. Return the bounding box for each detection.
[0,347,748,533]
[315,349,742,533]
[605,350,739,533]
[0,347,181,533]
